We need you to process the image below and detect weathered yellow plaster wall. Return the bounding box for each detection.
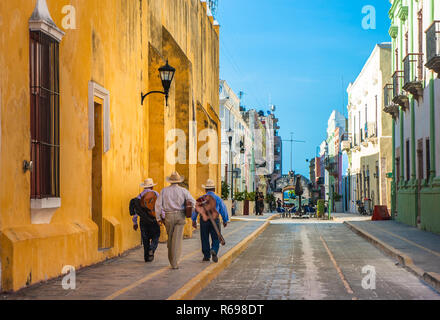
[0,0,219,292]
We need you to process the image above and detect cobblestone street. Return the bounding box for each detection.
[196,218,440,300]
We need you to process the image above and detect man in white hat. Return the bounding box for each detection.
[129,178,161,262]
[155,171,195,269]
[192,179,229,263]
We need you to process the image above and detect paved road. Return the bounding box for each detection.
[196,220,440,300]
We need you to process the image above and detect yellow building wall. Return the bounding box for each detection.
[0,0,219,292]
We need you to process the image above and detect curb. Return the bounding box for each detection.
[344,221,440,293]
[167,214,279,300]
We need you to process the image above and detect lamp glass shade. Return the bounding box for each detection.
[158,61,176,93]
[226,128,234,140]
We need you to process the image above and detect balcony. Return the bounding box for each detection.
[367,122,377,138]
[403,53,424,99]
[341,132,352,152]
[316,177,324,186]
[383,84,399,118]
[325,156,338,177]
[425,21,440,74]
[341,140,351,152]
[392,71,409,110]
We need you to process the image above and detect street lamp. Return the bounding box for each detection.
[141,60,176,106]
[226,128,234,200]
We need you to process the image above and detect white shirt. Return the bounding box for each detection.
[155,184,195,220]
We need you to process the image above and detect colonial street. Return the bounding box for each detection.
[196,215,440,300]
[2,213,439,300]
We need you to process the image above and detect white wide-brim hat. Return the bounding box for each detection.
[166,171,185,184]
[140,178,157,188]
[202,179,216,189]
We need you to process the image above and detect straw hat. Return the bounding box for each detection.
[140,178,157,188]
[202,179,216,190]
[166,171,185,184]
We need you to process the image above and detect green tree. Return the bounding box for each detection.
[221,181,230,200]
[245,191,256,201]
[265,193,275,204]
[234,191,245,201]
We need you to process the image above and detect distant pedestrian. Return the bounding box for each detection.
[155,172,195,269]
[231,199,236,216]
[257,192,265,215]
[192,179,229,263]
[276,198,285,214]
[129,178,161,262]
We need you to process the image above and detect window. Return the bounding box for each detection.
[353,116,357,145]
[418,10,423,80]
[366,165,370,199]
[362,165,366,199]
[396,155,400,185]
[405,32,409,56]
[417,139,423,181]
[30,31,60,199]
[426,139,431,180]
[375,95,378,135]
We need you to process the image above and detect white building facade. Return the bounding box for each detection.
[346,43,393,213]
[219,80,253,195]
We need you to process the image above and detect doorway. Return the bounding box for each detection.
[92,101,103,249]
[416,139,423,227]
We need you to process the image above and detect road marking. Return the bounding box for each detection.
[320,235,355,296]
[368,224,440,258]
[232,218,270,222]
[104,221,253,300]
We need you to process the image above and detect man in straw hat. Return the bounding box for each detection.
[192,179,229,263]
[129,178,161,262]
[155,171,195,269]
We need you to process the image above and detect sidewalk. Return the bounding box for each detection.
[1,215,277,300]
[345,219,440,292]
[231,212,275,221]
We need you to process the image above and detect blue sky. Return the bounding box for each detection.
[216,0,392,177]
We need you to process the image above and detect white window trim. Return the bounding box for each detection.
[29,20,65,43]
[28,0,65,43]
[30,198,61,225]
[31,197,61,209]
[88,81,111,152]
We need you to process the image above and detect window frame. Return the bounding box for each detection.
[29,30,61,200]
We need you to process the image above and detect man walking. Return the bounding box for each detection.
[129,178,161,262]
[257,192,265,216]
[192,179,229,263]
[155,171,195,269]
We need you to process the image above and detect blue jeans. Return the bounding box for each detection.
[200,219,221,259]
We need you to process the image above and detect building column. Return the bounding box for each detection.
[400,109,405,182]
[430,0,437,180]
[429,77,436,180]
[411,98,416,180]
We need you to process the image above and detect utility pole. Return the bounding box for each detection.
[282,132,306,172]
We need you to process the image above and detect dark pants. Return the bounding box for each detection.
[200,219,221,259]
[140,223,159,261]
